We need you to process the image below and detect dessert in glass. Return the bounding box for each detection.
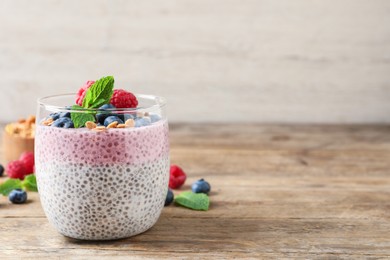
[35,76,169,240]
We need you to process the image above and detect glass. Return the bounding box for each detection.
[35,93,170,240]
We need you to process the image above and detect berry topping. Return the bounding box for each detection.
[19,152,34,174]
[49,113,61,120]
[165,188,174,206]
[110,89,138,108]
[150,114,161,123]
[191,178,211,194]
[75,80,95,106]
[104,116,124,127]
[0,164,4,177]
[8,189,27,204]
[6,161,28,180]
[121,113,135,122]
[135,117,151,128]
[96,104,116,125]
[59,112,71,118]
[169,165,187,189]
[52,117,74,128]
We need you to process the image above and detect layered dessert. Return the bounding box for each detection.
[35,76,169,240]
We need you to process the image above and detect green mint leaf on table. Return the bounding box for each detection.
[22,174,38,192]
[82,75,114,108]
[0,179,22,196]
[174,191,210,211]
[71,105,96,128]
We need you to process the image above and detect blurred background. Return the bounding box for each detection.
[0,0,389,123]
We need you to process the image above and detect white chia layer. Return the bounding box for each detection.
[36,157,169,240]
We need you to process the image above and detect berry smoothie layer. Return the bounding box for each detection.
[36,119,169,166]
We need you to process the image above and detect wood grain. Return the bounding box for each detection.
[0,124,390,259]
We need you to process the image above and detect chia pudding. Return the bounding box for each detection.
[35,77,169,240]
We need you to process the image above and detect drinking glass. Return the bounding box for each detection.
[35,93,169,240]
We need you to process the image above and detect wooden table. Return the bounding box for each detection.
[0,124,389,259]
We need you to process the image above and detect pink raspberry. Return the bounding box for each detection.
[169,165,187,189]
[19,152,34,174]
[110,89,138,108]
[75,80,95,106]
[6,160,28,180]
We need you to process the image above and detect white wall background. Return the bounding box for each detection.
[0,0,389,123]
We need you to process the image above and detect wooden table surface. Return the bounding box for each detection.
[0,124,389,259]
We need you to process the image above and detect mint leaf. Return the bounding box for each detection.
[0,179,22,196]
[70,105,96,128]
[82,76,114,108]
[174,191,209,211]
[22,174,38,192]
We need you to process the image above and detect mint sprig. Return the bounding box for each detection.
[71,75,114,128]
[22,174,38,192]
[70,105,96,128]
[0,175,39,196]
[0,179,22,196]
[82,76,114,108]
[174,191,210,211]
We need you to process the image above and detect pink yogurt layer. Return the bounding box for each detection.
[36,120,169,166]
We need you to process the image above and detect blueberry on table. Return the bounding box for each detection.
[9,189,27,204]
[0,164,4,177]
[104,116,124,127]
[52,117,74,128]
[165,188,174,206]
[135,117,151,127]
[192,179,211,194]
[97,104,117,124]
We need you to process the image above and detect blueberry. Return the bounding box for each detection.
[52,117,74,128]
[135,117,151,127]
[104,116,123,127]
[59,111,71,118]
[191,179,211,194]
[49,113,60,120]
[165,188,174,206]
[9,189,27,204]
[0,164,4,177]
[150,114,161,123]
[97,104,116,124]
[122,113,135,122]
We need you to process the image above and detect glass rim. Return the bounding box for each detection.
[37,93,167,113]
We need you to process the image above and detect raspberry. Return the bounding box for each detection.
[75,80,95,106]
[19,152,34,174]
[6,160,28,180]
[169,165,187,189]
[110,89,138,108]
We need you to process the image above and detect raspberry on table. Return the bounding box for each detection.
[75,80,95,106]
[6,160,28,180]
[169,165,187,189]
[110,89,138,108]
[19,152,34,174]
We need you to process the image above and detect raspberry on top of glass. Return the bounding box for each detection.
[40,75,161,130]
